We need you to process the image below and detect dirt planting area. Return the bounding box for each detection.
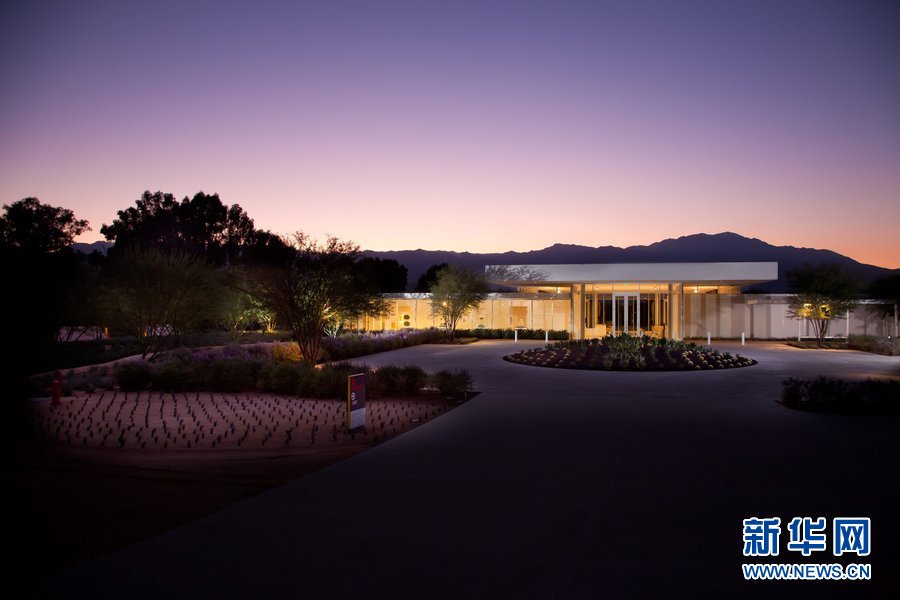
[15,391,460,592]
[29,391,451,449]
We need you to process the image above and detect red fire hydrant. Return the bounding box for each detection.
[51,370,62,406]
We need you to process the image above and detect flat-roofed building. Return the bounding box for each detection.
[350,261,896,340]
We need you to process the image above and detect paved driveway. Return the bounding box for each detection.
[35,341,900,599]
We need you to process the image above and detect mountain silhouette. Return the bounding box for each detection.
[75,233,896,293]
[364,232,897,293]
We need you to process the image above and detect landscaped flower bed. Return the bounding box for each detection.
[503,335,756,371]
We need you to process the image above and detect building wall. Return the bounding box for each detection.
[683,294,895,339]
[354,294,896,340]
[351,295,571,332]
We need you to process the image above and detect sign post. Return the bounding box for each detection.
[347,373,366,431]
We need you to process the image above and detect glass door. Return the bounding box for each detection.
[612,293,640,335]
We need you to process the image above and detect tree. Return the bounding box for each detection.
[357,257,408,292]
[786,264,860,346]
[416,262,449,292]
[429,266,489,340]
[101,190,255,264]
[244,233,388,365]
[218,270,276,341]
[102,248,222,359]
[0,197,90,254]
[0,199,92,395]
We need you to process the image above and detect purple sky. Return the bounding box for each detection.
[2,1,899,267]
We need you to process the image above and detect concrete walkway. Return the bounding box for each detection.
[34,341,900,599]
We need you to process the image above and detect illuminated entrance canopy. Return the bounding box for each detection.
[485,262,778,340]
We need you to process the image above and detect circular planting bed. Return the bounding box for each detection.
[504,335,756,371]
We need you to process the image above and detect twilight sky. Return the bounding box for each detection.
[2,0,899,267]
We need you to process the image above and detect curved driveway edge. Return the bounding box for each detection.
[32,341,900,599]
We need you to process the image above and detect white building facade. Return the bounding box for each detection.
[352,262,897,340]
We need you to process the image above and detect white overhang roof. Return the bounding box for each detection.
[485,262,778,286]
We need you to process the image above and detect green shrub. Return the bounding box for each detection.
[313,363,358,399]
[198,359,260,392]
[153,362,195,391]
[258,362,302,395]
[401,365,427,395]
[606,334,643,364]
[430,369,473,397]
[848,335,899,356]
[272,341,302,363]
[116,362,154,391]
[372,365,403,396]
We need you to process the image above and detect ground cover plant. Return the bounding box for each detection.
[786,334,899,356]
[51,328,455,372]
[321,328,448,361]
[504,334,756,371]
[780,377,900,414]
[33,342,473,400]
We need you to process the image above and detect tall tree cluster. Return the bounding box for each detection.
[1,190,405,381]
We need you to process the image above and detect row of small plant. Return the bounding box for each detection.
[780,377,899,414]
[846,335,899,356]
[320,328,449,361]
[506,334,756,371]
[786,334,899,356]
[452,328,569,340]
[116,359,471,398]
[39,343,474,399]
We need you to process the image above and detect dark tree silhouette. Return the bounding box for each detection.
[0,197,90,254]
[415,262,449,292]
[242,233,388,364]
[0,199,91,405]
[101,190,255,264]
[357,257,408,292]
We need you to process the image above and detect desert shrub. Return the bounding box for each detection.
[606,334,643,364]
[631,353,647,370]
[197,358,261,392]
[293,362,318,397]
[116,362,154,391]
[401,365,427,395]
[367,365,428,397]
[430,369,473,397]
[258,362,302,395]
[153,362,194,391]
[372,365,403,396]
[62,367,115,393]
[272,341,302,363]
[510,335,753,371]
[312,363,360,399]
[848,335,899,356]
[321,329,448,361]
[781,377,900,414]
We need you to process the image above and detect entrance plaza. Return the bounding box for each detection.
[40,341,900,598]
[356,262,897,340]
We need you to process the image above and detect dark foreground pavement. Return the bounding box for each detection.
[31,341,900,599]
